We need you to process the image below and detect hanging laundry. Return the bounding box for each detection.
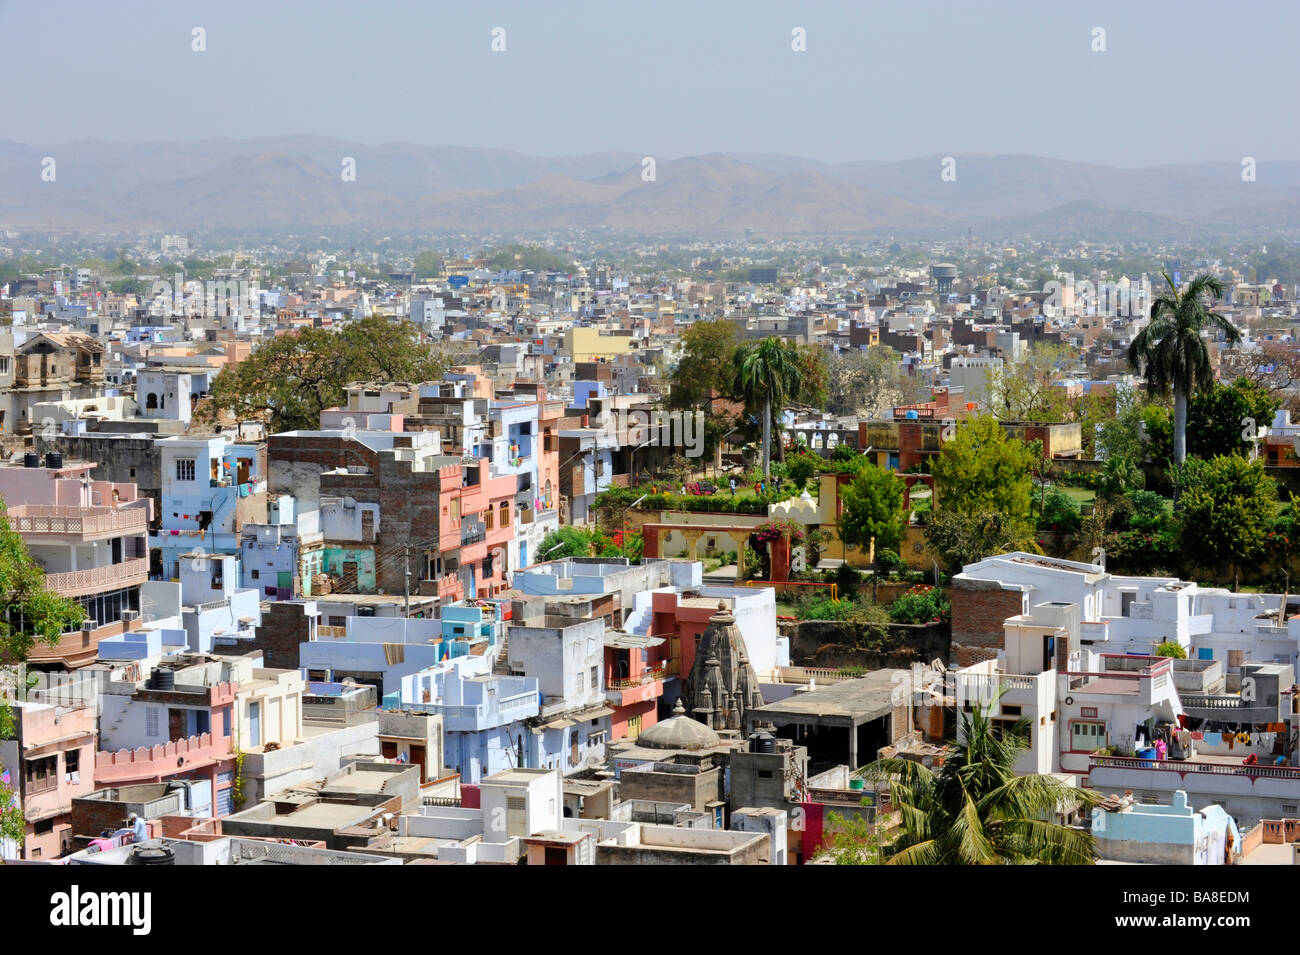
[1202,732,1222,746]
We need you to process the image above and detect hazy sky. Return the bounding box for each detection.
[4,0,1297,166]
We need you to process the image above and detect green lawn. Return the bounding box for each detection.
[1058,487,1095,506]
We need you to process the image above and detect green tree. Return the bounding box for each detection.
[989,343,1073,422]
[1099,389,1174,466]
[785,450,819,491]
[924,508,1039,573]
[1127,271,1241,468]
[538,526,605,561]
[826,346,921,417]
[1038,487,1082,535]
[849,699,1099,865]
[0,499,88,850]
[1186,377,1279,460]
[733,336,800,477]
[931,416,1035,518]
[838,464,907,567]
[1154,640,1187,659]
[668,318,740,414]
[205,316,465,432]
[1179,455,1278,588]
[482,244,567,272]
[412,250,443,278]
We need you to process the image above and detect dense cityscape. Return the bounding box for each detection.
[1,3,1298,934]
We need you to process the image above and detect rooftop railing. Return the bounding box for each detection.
[1091,755,1300,780]
[9,504,148,537]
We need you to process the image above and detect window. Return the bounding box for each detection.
[64,748,80,776]
[499,502,511,527]
[175,458,196,481]
[145,706,160,737]
[26,755,57,793]
[1001,704,1022,717]
[1080,706,1098,719]
[990,718,1021,741]
[251,569,259,580]
[1071,721,1107,752]
[484,508,494,530]
[590,665,598,689]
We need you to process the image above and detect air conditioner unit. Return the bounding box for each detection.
[121,610,140,622]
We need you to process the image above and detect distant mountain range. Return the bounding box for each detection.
[1,137,1297,238]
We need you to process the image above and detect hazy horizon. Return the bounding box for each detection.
[4,0,1297,166]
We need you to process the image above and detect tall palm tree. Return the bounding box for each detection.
[733,336,799,477]
[856,700,1099,865]
[1127,271,1240,468]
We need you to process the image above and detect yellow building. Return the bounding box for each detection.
[565,326,633,362]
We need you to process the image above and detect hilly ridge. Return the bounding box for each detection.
[0,137,1296,237]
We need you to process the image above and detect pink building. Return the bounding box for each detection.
[95,680,239,815]
[1,696,97,860]
[0,456,152,667]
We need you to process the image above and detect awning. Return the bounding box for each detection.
[544,718,576,730]
[583,707,615,721]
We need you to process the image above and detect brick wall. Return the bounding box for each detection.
[251,600,315,669]
[950,576,1026,661]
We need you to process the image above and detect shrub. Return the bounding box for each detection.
[889,585,950,624]
[1038,487,1081,535]
[799,595,856,621]
[875,548,906,579]
[835,563,862,600]
[1154,640,1186,659]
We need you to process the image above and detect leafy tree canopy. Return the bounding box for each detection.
[1186,377,1279,459]
[205,316,467,432]
[838,464,907,556]
[1179,455,1278,586]
[931,415,1035,519]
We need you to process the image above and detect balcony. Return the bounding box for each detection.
[43,557,149,598]
[605,666,667,707]
[607,665,668,691]
[8,504,148,540]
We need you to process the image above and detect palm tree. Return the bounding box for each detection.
[851,699,1099,865]
[733,336,799,477]
[1127,271,1240,468]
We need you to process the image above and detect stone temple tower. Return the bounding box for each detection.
[683,602,765,732]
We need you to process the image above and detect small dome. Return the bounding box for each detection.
[637,701,721,751]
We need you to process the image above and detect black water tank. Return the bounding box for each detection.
[44,451,62,469]
[752,732,776,754]
[151,668,175,691]
[23,452,40,468]
[129,841,175,866]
